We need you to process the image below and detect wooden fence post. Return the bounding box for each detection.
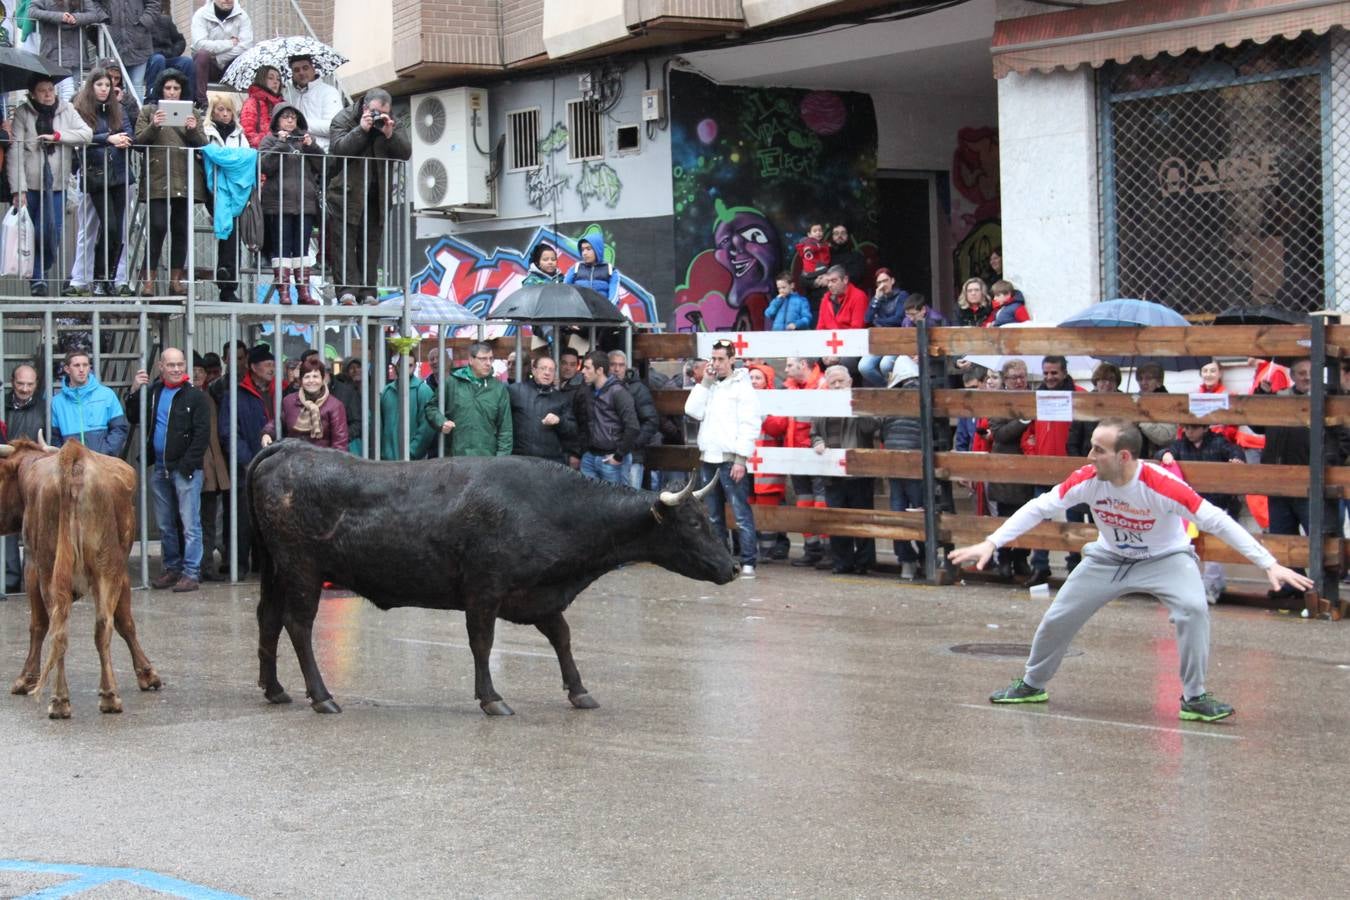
[916,319,940,582]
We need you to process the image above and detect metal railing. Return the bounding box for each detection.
[2,135,409,308]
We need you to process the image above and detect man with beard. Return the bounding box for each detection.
[811,223,866,312]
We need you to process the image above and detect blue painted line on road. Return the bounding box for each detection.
[0,860,247,900]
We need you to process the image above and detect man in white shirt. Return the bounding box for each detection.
[949,417,1312,723]
[190,0,253,107]
[684,338,762,579]
[286,54,342,150]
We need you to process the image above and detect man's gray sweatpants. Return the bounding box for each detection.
[1024,544,1210,699]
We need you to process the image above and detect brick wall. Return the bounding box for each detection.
[502,0,544,63]
[393,0,502,69]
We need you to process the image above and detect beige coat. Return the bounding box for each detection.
[5,99,92,194]
[201,392,231,493]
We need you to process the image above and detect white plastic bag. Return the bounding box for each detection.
[0,206,34,277]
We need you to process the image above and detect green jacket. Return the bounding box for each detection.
[437,366,512,457]
[379,377,439,460]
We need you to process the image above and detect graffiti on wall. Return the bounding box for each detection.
[669,71,878,331]
[950,126,1002,288]
[409,225,657,336]
[524,122,624,213]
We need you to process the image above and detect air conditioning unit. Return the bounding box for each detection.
[410,87,492,212]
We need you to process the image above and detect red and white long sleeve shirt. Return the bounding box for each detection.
[987,462,1277,568]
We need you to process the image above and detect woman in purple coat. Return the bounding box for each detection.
[261,357,349,450]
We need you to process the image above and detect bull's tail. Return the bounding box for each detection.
[33,443,85,695]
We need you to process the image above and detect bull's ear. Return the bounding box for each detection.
[0,444,13,458]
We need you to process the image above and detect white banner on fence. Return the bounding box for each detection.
[696,329,870,359]
[748,446,849,477]
[756,390,853,418]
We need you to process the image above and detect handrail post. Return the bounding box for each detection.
[1308,314,1330,612]
[917,319,939,583]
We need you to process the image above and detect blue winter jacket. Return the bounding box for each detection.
[765,291,813,331]
[200,146,260,239]
[217,375,271,469]
[865,289,910,327]
[563,234,619,301]
[50,373,129,456]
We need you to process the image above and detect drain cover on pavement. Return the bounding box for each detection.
[949,642,1083,659]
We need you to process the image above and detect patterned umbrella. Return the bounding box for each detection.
[221,36,348,90]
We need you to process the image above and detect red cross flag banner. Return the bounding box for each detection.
[747,447,849,477]
[696,329,869,360]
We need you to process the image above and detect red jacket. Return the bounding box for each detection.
[241,84,284,149]
[747,363,786,497]
[817,284,868,330]
[1027,382,1085,457]
[782,364,821,449]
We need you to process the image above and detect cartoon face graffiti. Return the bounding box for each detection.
[711,199,780,307]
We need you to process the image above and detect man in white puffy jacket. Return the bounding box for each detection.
[190,0,253,107]
[684,338,762,578]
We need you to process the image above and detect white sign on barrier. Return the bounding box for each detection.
[696,329,870,360]
[748,446,849,477]
[756,390,853,418]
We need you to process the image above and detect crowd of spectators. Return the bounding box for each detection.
[1,2,410,304]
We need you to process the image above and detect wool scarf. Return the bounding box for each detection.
[294,385,328,440]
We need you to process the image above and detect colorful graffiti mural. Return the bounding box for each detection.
[950,126,1002,289]
[524,122,625,213]
[670,71,878,331]
[409,225,657,336]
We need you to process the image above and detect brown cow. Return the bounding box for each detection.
[0,436,160,718]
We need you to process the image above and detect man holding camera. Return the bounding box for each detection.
[325,88,411,305]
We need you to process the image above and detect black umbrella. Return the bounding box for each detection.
[487,283,626,323]
[1212,304,1309,326]
[0,46,69,93]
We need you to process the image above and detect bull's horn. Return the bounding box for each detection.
[658,478,696,507]
[0,444,13,458]
[37,430,56,453]
[692,475,718,501]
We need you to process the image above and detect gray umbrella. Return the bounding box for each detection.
[0,46,68,93]
[487,283,626,323]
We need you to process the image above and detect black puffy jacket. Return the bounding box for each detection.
[507,380,577,462]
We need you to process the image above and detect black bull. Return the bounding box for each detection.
[247,442,736,715]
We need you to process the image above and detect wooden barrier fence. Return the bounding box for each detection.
[627,323,1348,619]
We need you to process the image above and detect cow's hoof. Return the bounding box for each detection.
[136,668,162,691]
[99,693,123,714]
[265,689,293,705]
[47,698,71,719]
[11,675,36,695]
[568,692,600,710]
[480,700,515,717]
[311,697,342,714]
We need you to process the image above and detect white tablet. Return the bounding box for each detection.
[159,100,193,127]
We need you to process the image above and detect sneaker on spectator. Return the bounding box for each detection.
[900,562,916,581]
[338,291,357,306]
[91,282,109,297]
[740,564,756,579]
[61,284,90,297]
[116,284,134,297]
[30,283,48,297]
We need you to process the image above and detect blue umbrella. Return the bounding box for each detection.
[1058,298,1205,371]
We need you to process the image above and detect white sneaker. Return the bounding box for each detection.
[1204,582,1223,605]
[900,562,916,581]
[740,564,756,579]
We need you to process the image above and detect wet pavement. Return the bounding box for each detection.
[1,561,1348,897]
